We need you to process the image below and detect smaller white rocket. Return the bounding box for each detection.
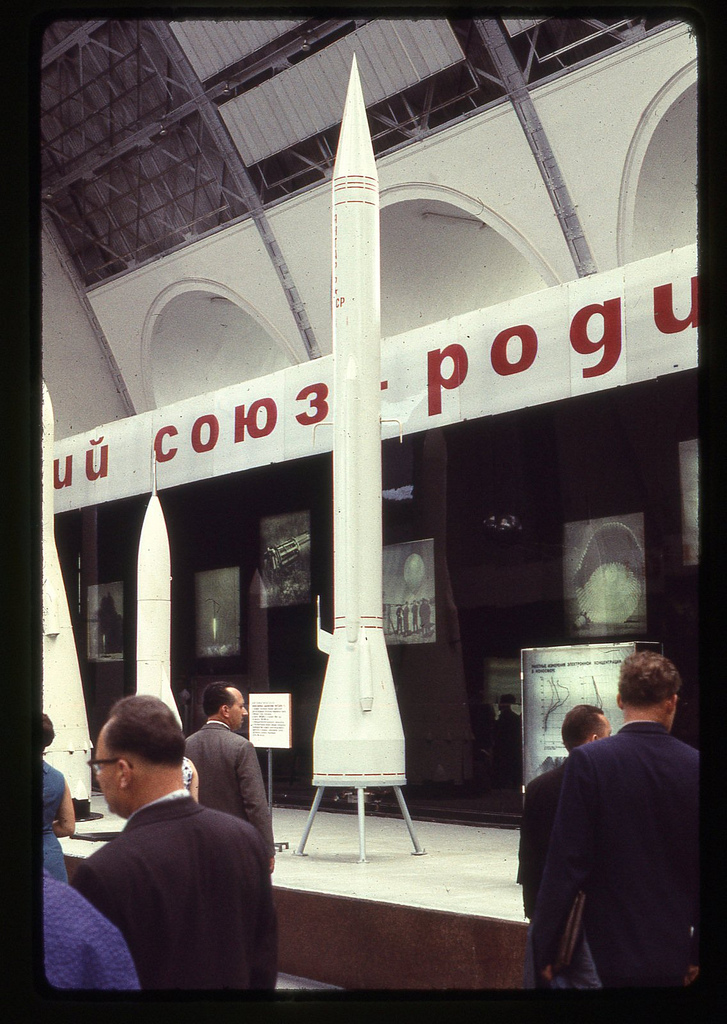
[42,382,92,804]
[136,465,181,725]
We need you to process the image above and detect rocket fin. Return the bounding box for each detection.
[316,595,333,655]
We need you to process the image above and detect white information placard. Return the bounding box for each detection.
[521,642,659,786]
[248,692,292,749]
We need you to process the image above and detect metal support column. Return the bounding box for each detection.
[294,785,427,859]
[357,787,367,863]
[475,18,598,278]
[293,786,325,856]
[148,20,322,359]
[393,786,427,855]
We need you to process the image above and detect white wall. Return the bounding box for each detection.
[379,197,550,338]
[628,80,697,263]
[533,26,696,272]
[86,219,310,414]
[148,288,296,407]
[41,229,129,439]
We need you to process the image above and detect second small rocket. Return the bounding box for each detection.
[312,56,406,788]
[136,468,182,726]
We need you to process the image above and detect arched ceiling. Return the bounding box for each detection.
[630,82,698,263]
[380,198,548,337]
[40,14,679,361]
[149,291,293,407]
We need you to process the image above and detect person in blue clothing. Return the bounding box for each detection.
[41,713,75,882]
[530,651,699,988]
[43,869,140,990]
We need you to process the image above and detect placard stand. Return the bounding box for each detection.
[248,693,292,853]
[294,785,426,863]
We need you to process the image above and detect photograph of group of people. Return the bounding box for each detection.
[382,539,436,646]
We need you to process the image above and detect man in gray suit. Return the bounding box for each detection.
[186,682,275,872]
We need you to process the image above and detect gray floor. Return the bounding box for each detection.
[270,804,524,922]
[62,795,526,989]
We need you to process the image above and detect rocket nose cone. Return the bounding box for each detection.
[341,59,366,127]
[334,54,376,179]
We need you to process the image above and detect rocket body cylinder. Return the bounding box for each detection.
[136,488,182,725]
[41,382,92,802]
[312,56,406,787]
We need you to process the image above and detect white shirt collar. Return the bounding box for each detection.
[127,788,190,821]
[205,719,229,729]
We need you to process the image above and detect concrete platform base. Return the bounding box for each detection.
[274,887,526,989]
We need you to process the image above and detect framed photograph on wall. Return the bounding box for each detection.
[563,514,646,638]
[195,566,241,658]
[679,439,698,566]
[87,582,124,661]
[383,538,436,645]
[260,511,311,608]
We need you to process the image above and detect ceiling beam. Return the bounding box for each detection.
[475,17,598,278]
[41,20,108,68]
[146,20,322,360]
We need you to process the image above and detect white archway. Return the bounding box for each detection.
[140,279,299,408]
[379,183,558,338]
[617,61,697,265]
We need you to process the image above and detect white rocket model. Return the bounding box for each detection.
[136,465,181,725]
[311,56,406,789]
[42,381,92,806]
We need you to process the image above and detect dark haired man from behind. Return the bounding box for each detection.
[71,695,277,990]
[185,682,275,872]
[518,704,611,988]
[518,704,611,919]
[530,652,699,988]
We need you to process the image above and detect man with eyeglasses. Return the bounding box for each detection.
[71,695,277,990]
[529,651,699,988]
[185,682,275,873]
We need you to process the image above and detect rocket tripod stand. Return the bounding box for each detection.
[293,785,427,863]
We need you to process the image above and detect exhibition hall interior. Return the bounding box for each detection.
[41,14,700,823]
[38,12,700,990]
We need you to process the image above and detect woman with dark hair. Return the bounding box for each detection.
[42,714,75,882]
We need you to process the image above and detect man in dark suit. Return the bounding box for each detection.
[185,682,275,872]
[72,696,277,990]
[530,651,699,988]
[519,704,610,989]
[518,703,611,920]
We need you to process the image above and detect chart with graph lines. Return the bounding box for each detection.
[521,643,658,786]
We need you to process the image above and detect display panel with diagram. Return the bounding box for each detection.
[521,641,660,786]
[679,439,698,566]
